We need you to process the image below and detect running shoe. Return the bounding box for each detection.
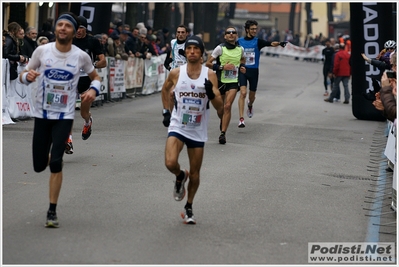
[238,117,245,128]
[65,138,73,154]
[219,133,226,144]
[173,169,189,201]
[45,211,59,228]
[81,117,92,140]
[181,208,196,224]
[247,101,253,118]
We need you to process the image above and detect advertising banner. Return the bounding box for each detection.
[350,3,395,121]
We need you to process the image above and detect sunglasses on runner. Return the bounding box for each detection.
[225,31,237,35]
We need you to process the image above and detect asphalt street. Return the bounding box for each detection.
[2,55,395,265]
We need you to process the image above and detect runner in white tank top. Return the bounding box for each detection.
[161,36,224,224]
[168,64,211,142]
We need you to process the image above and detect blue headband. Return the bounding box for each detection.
[56,14,78,32]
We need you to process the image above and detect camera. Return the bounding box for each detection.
[386,70,396,79]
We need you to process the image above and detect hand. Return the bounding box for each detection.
[204,78,215,100]
[162,110,171,127]
[81,89,96,104]
[178,49,186,57]
[372,99,384,111]
[381,72,390,87]
[279,41,288,47]
[26,70,40,82]
[164,57,172,71]
[223,61,234,71]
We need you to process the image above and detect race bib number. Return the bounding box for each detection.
[244,51,255,65]
[43,83,72,112]
[223,66,239,80]
[179,98,203,128]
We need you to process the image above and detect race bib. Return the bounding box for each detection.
[43,83,72,112]
[244,51,255,66]
[179,98,203,128]
[223,66,239,80]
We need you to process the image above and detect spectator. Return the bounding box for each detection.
[158,28,171,54]
[20,26,38,58]
[148,34,160,56]
[3,22,27,81]
[100,33,109,55]
[343,35,351,54]
[37,21,55,42]
[324,43,351,104]
[322,39,335,96]
[328,43,340,101]
[121,30,137,57]
[110,21,123,39]
[362,40,396,71]
[146,26,153,35]
[37,36,49,46]
[112,35,128,60]
[374,52,397,122]
[107,21,115,36]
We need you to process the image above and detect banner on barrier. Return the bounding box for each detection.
[108,58,126,99]
[261,43,324,60]
[157,54,167,92]
[124,57,144,89]
[143,58,158,95]
[2,59,14,124]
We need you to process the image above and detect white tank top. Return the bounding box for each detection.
[168,64,210,142]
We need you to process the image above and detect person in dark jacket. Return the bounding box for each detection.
[373,52,397,122]
[20,26,38,58]
[361,40,396,71]
[3,22,28,80]
[37,21,55,42]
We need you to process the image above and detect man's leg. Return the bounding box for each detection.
[45,119,72,228]
[165,134,190,201]
[80,100,92,124]
[219,88,238,144]
[246,70,258,118]
[238,85,247,119]
[248,90,256,107]
[80,99,93,140]
[49,172,63,205]
[182,146,204,224]
[165,136,185,176]
[221,88,238,133]
[238,85,247,127]
[186,147,204,205]
[78,77,94,140]
[343,76,350,103]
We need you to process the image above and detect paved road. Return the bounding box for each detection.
[2,55,394,265]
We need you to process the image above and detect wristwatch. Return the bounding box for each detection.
[219,65,224,71]
[162,109,170,114]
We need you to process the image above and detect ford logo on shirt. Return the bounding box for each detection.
[44,69,73,81]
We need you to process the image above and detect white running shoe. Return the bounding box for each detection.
[181,208,196,224]
[238,117,245,128]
